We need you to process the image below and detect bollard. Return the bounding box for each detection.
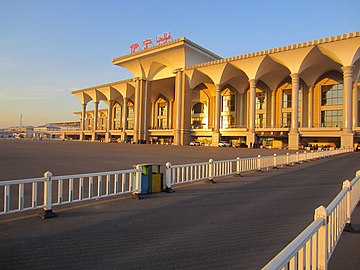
[206,159,216,183]
[40,171,57,219]
[273,154,278,169]
[296,151,299,163]
[257,155,262,172]
[286,153,290,166]
[163,162,174,193]
[236,157,242,176]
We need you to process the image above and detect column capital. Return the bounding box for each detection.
[94,101,99,105]
[173,68,183,74]
[342,65,354,77]
[215,84,222,91]
[248,79,257,87]
[290,73,300,82]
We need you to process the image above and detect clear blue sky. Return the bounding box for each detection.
[0,0,359,127]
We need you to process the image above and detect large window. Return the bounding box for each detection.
[321,110,343,128]
[255,113,265,128]
[282,112,291,128]
[113,103,121,130]
[191,102,207,129]
[255,90,266,128]
[256,91,266,110]
[321,84,343,106]
[127,101,134,130]
[222,90,235,112]
[221,89,235,128]
[156,98,167,128]
[282,89,292,108]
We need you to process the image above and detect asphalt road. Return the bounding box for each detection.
[0,140,359,269]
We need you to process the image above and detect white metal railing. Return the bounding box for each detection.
[165,148,353,189]
[0,166,142,216]
[261,171,360,270]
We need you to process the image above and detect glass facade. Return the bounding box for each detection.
[282,89,292,108]
[191,102,207,129]
[113,103,121,130]
[156,98,167,128]
[221,89,235,128]
[321,110,343,128]
[282,112,291,128]
[127,101,134,130]
[321,84,343,106]
[255,113,265,128]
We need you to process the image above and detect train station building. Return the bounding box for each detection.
[71,32,360,149]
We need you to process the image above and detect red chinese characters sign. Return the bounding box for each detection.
[130,32,171,54]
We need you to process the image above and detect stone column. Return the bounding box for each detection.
[122,97,128,142]
[270,90,276,128]
[151,102,156,129]
[239,93,245,127]
[247,79,257,146]
[308,86,313,128]
[341,66,354,148]
[288,73,300,150]
[353,82,358,128]
[174,69,183,145]
[80,103,87,141]
[133,78,140,143]
[168,99,173,129]
[212,84,221,146]
[105,100,113,142]
[142,80,151,142]
[91,101,99,141]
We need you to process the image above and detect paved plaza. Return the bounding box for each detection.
[0,140,359,269]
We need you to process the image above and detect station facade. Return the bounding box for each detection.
[72,32,360,149]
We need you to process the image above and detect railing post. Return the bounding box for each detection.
[342,180,351,226]
[314,206,328,270]
[206,159,216,183]
[273,154,278,169]
[236,157,241,176]
[163,162,174,193]
[257,155,262,172]
[132,164,142,199]
[40,171,57,219]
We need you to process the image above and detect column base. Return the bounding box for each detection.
[341,133,354,149]
[174,129,181,145]
[79,132,84,141]
[105,132,110,142]
[246,132,256,148]
[40,209,57,219]
[288,132,300,150]
[212,133,221,147]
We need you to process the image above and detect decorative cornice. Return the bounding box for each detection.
[71,78,133,94]
[185,31,360,70]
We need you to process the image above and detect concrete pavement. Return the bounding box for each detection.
[0,142,359,269]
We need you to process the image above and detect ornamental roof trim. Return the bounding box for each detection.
[71,78,133,94]
[185,32,360,70]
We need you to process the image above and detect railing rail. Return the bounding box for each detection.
[165,148,353,189]
[1,167,140,217]
[262,170,360,270]
[0,147,353,219]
